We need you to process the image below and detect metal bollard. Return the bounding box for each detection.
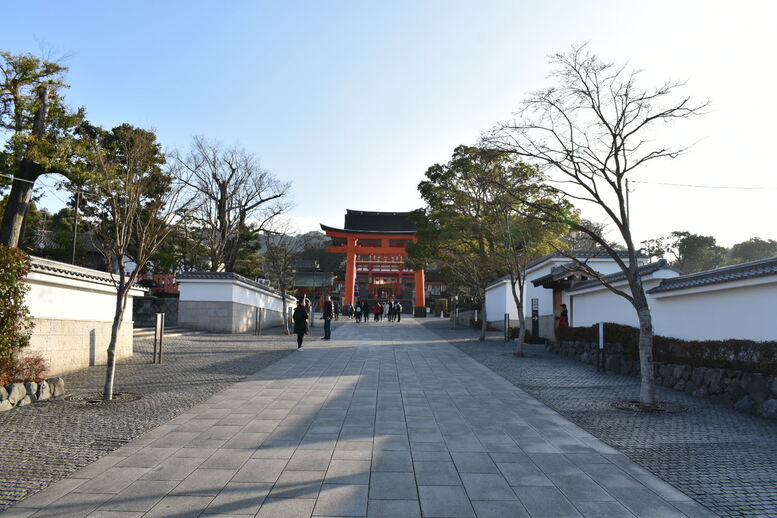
[596,321,605,372]
[153,312,165,364]
[504,313,510,342]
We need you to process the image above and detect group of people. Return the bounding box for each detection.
[352,300,402,323]
[291,296,405,351]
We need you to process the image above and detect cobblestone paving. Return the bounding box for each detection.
[422,320,777,518]
[0,328,294,511]
[4,319,714,517]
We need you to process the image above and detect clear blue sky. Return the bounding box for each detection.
[5,1,777,246]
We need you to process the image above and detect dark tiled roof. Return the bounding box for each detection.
[567,259,677,293]
[177,271,295,299]
[294,271,335,288]
[647,256,777,294]
[344,210,416,232]
[526,249,643,270]
[530,262,584,287]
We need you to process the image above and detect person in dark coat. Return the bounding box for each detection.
[558,304,569,328]
[362,301,370,323]
[395,301,402,322]
[292,299,309,350]
[322,296,334,339]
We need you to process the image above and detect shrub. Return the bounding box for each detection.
[557,322,777,376]
[434,298,448,317]
[0,245,34,358]
[0,245,44,384]
[0,354,48,385]
[507,326,533,342]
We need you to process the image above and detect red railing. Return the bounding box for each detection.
[137,273,179,295]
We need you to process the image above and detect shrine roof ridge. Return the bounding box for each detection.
[320,223,416,236]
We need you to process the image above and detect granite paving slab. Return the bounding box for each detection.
[4,318,715,517]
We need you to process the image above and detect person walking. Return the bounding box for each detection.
[387,300,395,322]
[322,295,334,339]
[354,303,362,323]
[292,299,309,351]
[334,300,340,321]
[395,301,402,322]
[362,301,370,323]
[304,296,313,328]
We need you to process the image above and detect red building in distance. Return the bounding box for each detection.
[321,210,426,316]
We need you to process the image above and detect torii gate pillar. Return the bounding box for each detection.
[414,269,426,317]
[344,237,357,306]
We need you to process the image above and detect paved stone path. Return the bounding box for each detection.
[425,320,777,518]
[4,319,714,517]
[0,330,292,511]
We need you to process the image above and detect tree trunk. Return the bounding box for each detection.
[517,311,526,356]
[509,277,526,356]
[103,284,129,401]
[479,298,487,341]
[0,173,36,247]
[281,286,289,335]
[636,305,656,405]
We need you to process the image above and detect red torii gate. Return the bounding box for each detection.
[320,223,425,315]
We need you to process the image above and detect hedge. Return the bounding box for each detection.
[557,323,777,376]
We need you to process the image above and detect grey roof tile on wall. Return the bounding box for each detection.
[525,249,644,270]
[177,271,290,297]
[29,256,143,289]
[647,256,777,294]
[566,259,677,293]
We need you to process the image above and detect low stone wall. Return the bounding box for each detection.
[133,296,179,327]
[177,272,295,334]
[179,301,286,333]
[0,377,65,412]
[547,340,777,419]
[29,319,133,376]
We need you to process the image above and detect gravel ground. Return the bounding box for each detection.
[421,319,777,518]
[0,328,295,511]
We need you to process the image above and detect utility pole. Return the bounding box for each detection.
[625,178,630,222]
[71,191,80,264]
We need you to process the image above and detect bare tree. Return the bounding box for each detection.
[486,45,707,405]
[171,136,290,272]
[262,220,307,335]
[80,123,195,400]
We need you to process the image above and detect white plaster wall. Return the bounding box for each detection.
[179,281,235,303]
[525,264,556,319]
[524,257,633,320]
[567,276,777,342]
[26,268,144,323]
[22,258,144,375]
[179,279,294,311]
[485,282,512,322]
[486,255,647,327]
[567,278,664,328]
[650,280,777,341]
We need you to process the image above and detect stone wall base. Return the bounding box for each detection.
[179,300,287,333]
[133,297,179,327]
[547,340,777,419]
[27,318,133,376]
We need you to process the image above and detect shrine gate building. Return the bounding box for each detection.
[321,210,426,316]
